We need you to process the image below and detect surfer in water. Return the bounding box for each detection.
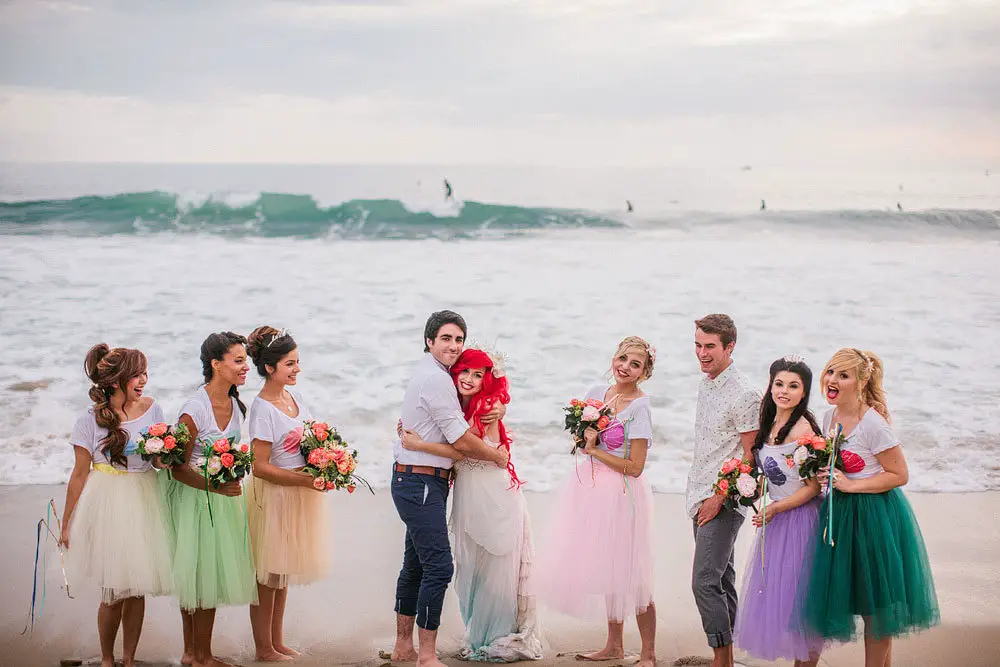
[760,199,766,211]
[897,202,903,211]
[626,200,633,213]
[444,179,453,202]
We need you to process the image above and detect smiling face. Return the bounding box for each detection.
[456,367,486,397]
[771,370,805,411]
[821,365,859,407]
[267,347,300,386]
[214,343,249,387]
[426,323,465,368]
[124,370,148,402]
[612,347,649,386]
[694,328,734,378]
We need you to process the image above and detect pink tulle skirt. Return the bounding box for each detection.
[536,457,654,622]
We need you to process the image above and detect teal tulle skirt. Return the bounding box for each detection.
[158,472,258,610]
[804,487,939,641]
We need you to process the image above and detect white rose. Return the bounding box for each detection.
[144,437,164,454]
[736,473,758,498]
[206,457,223,475]
[581,406,600,421]
[793,445,810,466]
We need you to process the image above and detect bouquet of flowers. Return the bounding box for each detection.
[713,457,762,509]
[135,422,190,468]
[203,437,253,488]
[795,430,852,480]
[563,398,615,452]
[300,420,369,493]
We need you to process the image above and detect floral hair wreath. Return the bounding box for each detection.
[468,340,507,379]
[853,349,875,375]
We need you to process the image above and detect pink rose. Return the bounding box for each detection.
[738,463,752,474]
[720,458,739,475]
[331,447,346,462]
[585,398,604,409]
[581,405,600,421]
[240,443,249,453]
[147,422,168,437]
[307,449,323,465]
[163,435,177,451]
[312,477,326,490]
[213,438,230,454]
[570,399,583,407]
[325,480,336,490]
[717,479,730,493]
[220,453,235,468]
[337,460,350,474]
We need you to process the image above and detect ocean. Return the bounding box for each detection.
[1,162,998,493]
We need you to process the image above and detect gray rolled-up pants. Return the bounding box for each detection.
[691,504,745,648]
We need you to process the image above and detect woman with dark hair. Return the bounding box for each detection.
[245,326,332,662]
[60,344,173,667]
[401,347,542,662]
[733,355,823,666]
[160,332,257,667]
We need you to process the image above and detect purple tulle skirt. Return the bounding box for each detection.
[734,499,824,661]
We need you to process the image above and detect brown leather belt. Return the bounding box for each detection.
[393,463,454,480]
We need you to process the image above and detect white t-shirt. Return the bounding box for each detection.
[821,407,900,480]
[248,390,314,469]
[178,387,243,467]
[584,385,653,459]
[69,401,166,473]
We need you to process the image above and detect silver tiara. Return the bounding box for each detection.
[783,354,805,364]
[266,328,290,347]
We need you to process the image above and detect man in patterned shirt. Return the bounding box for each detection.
[687,314,761,667]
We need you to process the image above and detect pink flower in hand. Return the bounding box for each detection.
[213,438,230,454]
[585,399,604,409]
[220,453,235,468]
[313,477,326,490]
[163,435,176,451]
[147,422,168,437]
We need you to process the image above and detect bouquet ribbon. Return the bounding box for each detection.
[823,423,844,547]
[22,500,72,636]
[759,474,768,587]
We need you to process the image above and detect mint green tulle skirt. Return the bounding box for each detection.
[804,487,939,641]
[158,472,258,610]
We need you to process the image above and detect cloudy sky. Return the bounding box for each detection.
[0,0,997,168]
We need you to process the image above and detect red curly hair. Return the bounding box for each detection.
[449,348,520,487]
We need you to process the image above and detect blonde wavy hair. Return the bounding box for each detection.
[821,348,889,421]
[611,336,656,382]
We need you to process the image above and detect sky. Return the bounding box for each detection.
[0,0,998,168]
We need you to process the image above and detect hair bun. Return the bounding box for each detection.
[247,325,280,361]
[84,343,112,383]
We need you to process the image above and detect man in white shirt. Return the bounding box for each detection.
[687,314,761,667]
[390,310,509,667]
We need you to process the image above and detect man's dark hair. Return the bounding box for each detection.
[423,310,468,352]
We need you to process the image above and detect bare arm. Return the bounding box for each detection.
[251,439,316,488]
[59,447,92,548]
[823,445,909,494]
[582,428,649,477]
[170,414,242,497]
[753,477,821,527]
[453,429,508,467]
[740,430,758,462]
[400,429,467,460]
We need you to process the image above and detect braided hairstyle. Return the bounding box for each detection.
[200,332,248,417]
[84,343,148,467]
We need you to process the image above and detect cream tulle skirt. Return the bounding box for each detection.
[66,467,173,604]
[247,474,333,589]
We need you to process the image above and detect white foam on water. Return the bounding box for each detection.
[1,224,998,493]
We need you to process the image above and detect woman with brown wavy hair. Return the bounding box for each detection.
[60,343,173,667]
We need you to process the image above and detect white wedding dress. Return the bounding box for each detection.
[449,439,544,662]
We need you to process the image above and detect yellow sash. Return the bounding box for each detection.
[93,463,128,476]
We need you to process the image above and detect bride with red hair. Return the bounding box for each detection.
[401,348,543,662]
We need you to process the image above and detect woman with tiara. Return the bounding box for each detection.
[536,336,657,667]
[60,344,173,667]
[733,355,824,666]
[245,326,332,661]
[805,348,939,666]
[400,347,543,662]
[161,332,258,667]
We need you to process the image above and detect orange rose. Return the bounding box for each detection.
[717,479,730,493]
[337,460,350,474]
[213,438,230,454]
[597,415,611,430]
[147,422,168,437]
[738,463,752,474]
[163,435,176,451]
[570,399,583,407]
[240,443,249,453]
[585,398,604,409]
[312,477,326,490]
[220,452,235,468]
[811,436,827,451]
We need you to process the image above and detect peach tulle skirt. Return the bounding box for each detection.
[247,474,332,589]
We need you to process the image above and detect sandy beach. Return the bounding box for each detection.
[1,485,997,667]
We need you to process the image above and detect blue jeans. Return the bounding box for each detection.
[391,468,454,631]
